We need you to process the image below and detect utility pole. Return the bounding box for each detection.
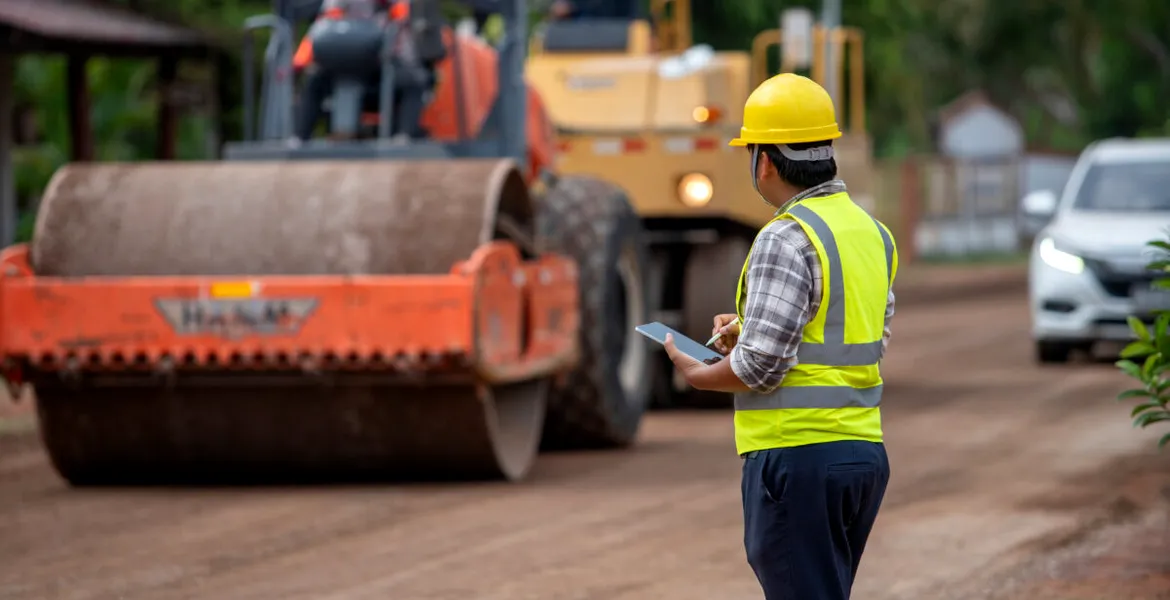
[0,52,14,248]
[820,0,841,105]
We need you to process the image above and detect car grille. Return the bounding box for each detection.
[1083,257,1155,298]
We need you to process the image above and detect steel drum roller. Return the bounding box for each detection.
[28,159,548,483]
[32,159,535,276]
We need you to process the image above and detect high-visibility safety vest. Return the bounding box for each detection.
[733,191,897,455]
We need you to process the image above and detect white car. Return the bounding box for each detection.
[1025,137,1170,363]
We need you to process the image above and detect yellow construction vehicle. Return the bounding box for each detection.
[524,0,870,406]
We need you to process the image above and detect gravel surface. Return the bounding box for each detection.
[2,270,1167,600]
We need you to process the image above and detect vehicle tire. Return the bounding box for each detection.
[648,352,676,410]
[679,235,751,408]
[1035,340,1074,364]
[645,251,676,409]
[536,175,652,449]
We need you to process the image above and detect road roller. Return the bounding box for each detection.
[0,0,652,485]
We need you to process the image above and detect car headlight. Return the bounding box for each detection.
[1038,237,1084,275]
[678,173,713,207]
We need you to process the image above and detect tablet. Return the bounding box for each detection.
[635,322,723,363]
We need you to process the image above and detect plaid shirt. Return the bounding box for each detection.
[729,180,896,393]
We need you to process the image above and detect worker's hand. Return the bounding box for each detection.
[711,313,740,354]
[664,333,707,383]
[550,0,573,18]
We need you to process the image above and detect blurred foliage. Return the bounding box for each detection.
[1116,237,1170,450]
[10,0,269,241]
[692,0,1170,157]
[9,0,1170,240]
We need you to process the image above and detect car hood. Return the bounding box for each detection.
[1048,211,1170,259]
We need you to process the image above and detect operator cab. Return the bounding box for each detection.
[307,16,390,137]
[226,0,534,168]
[535,18,655,56]
[308,17,435,139]
[532,0,686,57]
[540,19,639,54]
[296,0,441,140]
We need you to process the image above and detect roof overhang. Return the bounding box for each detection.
[0,0,215,56]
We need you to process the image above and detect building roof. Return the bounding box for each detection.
[0,0,214,55]
[936,90,1010,128]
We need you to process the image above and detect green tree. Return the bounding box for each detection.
[12,0,1170,234]
[689,0,1170,154]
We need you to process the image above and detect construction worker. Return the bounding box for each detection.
[661,73,897,600]
[293,0,445,140]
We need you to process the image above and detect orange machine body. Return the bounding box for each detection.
[0,242,579,386]
[421,30,558,180]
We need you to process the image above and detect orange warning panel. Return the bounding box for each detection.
[0,242,579,384]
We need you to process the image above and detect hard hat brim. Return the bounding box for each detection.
[727,129,844,148]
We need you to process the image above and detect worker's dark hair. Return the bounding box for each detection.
[754,141,837,190]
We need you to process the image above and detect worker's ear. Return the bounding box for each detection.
[755,147,777,181]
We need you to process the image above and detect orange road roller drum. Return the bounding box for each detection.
[0,159,652,485]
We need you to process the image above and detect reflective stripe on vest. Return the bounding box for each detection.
[732,194,896,443]
[781,204,895,369]
[739,383,884,410]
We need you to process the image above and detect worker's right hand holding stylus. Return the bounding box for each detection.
[711,313,740,354]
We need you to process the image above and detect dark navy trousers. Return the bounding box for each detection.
[741,440,890,600]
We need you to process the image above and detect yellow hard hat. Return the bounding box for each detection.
[728,73,842,147]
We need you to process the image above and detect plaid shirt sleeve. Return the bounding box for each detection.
[729,220,820,393]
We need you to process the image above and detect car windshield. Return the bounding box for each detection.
[1073,160,1170,211]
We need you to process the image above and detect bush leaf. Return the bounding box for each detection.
[1134,411,1170,428]
[1117,359,1143,379]
[1131,400,1163,417]
[1130,316,1151,341]
[1144,354,1161,378]
[1119,389,1155,400]
[1121,341,1156,358]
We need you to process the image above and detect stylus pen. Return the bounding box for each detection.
[705,317,740,347]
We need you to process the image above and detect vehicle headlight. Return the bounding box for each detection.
[691,106,722,124]
[1038,237,1084,275]
[678,173,713,207]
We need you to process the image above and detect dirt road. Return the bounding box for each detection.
[0,286,1166,600]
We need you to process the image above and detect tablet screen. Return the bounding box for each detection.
[634,322,723,363]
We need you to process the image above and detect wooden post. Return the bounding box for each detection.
[156,56,177,160]
[0,52,15,247]
[205,52,221,159]
[214,51,232,158]
[66,54,94,161]
[900,157,922,265]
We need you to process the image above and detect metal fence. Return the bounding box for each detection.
[871,154,1072,262]
[915,157,1021,256]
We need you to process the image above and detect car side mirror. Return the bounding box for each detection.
[1021,189,1058,217]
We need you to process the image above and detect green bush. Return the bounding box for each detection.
[1116,238,1170,449]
